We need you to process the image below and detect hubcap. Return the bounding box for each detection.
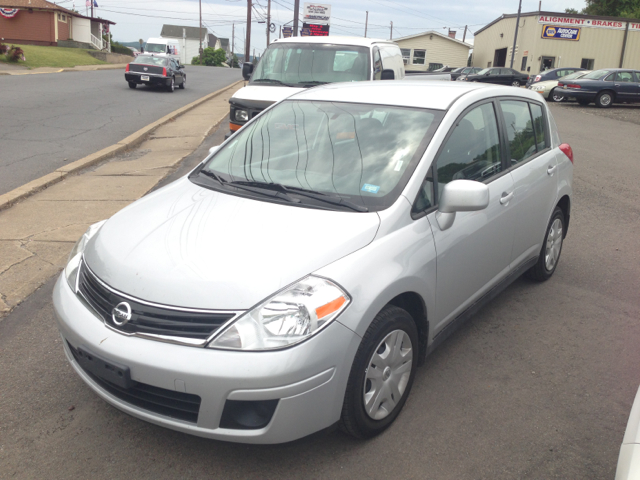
[552,93,564,102]
[545,218,563,271]
[363,329,413,420]
[601,94,611,106]
[512,81,520,87]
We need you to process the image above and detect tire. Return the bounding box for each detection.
[577,99,590,106]
[512,80,521,87]
[550,88,564,103]
[128,82,137,89]
[179,75,186,89]
[595,91,613,108]
[167,77,175,93]
[340,305,419,439]
[526,206,565,282]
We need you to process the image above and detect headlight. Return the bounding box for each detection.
[208,276,350,351]
[235,109,249,122]
[64,220,106,291]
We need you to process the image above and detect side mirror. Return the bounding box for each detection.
[209,145,220,155]
[485,72,491,76]
[436,180,490,230]
[242,63,254,80]
[381,69,395,80]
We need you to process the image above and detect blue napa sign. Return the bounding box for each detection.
[541,24,581,40]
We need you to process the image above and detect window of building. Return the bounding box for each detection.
[581,58,594,70]
[400,48,410,65]
[57,13,67,22]
[520,56,527,71]
[412,49,426,65]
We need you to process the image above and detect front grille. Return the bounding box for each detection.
[67,341,201,423]
[77,260,236,341]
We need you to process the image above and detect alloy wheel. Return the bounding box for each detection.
[551,90,564,102]
[363,329,413,420]
[545,218,563,271]
[512,80,521,87]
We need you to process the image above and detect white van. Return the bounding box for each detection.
[228,36,405,136]
[143,37,181,64]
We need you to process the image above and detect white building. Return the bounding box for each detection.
[161,24,211,65]
[394,30,472,72]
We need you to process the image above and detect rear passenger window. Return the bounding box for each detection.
[435,103,502,199]
[500,100,537,165]
[529,103,547,151]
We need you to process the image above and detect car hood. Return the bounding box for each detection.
[84,178,380,310]
[231,84,305,105]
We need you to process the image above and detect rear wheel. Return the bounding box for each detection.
[595,91,613,108]
[550,88,564,102]
[526,206,565,281]
[128,82,137,89]
[340,305,418,439]
[512,80,521,87]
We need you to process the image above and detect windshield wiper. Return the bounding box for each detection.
[226,180,301,203]
[252,79,297,87]
[300,81,329,87]
[282,185,369,212]
[199,169,227,184]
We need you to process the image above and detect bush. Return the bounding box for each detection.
[0,43,8,55]
[5,45,25,62]
[191,47,226,67]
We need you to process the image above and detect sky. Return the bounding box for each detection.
[52,0,587,55]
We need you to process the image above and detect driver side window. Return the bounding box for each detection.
[434,103,502,201]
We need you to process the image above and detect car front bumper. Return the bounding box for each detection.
[125,73,170,87]
[52,274,361,444]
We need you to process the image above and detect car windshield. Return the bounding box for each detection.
[195,100,443,211]
[452,67,465,73]
[250,43,371,86]
[477,68,491,75]
[144,43,166,53]
[560,71,590,80]
[133,56,167,66]
[582,69,609,80]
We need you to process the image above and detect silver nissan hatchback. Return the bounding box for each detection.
[54,81,573,444]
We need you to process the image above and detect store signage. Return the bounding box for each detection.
[303,3,331,25]
[538,15,640,30]
[541,25,581,40]
[302,22,330,36]
[282,26,293,38]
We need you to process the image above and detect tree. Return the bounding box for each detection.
[191,47,227,66]
[565,7,579,13]
[567,0,640,18]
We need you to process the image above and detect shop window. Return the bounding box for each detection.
[400,48,410,65]
[57,13,67,22]
[581,58,594,70]
[520,56,527,71]
[412,49,426,65]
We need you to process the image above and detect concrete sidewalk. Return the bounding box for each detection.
[0,82,242,315]
[0,63,126,75]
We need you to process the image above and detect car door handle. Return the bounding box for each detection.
[500,191,514,205]
[547,165,557,175]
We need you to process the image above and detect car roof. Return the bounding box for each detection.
[270,35,395,47]
[287,81,531,111]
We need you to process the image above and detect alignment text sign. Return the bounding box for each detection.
[303,3,331,25]
[541,25,581,41]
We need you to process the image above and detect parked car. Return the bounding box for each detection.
[126,46,141,57]
[526,67,584,87]
[528,70,592,102]
[54,81,572,444]
[464,67,530,87]
[452,66,482,81]
[125,55,186,92]
[554,68,640,108]
[616,386,640,479]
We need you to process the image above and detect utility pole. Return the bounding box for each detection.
[245,0,251,64]
[199,0,203,65]
[364,11,368,37]
[266,0,271,45]
[232,23,235,67]
[462,25,467,43]
[390,21,393,40]
[510,0,522,68]
[293,0,300,36]
[90,0,93,18]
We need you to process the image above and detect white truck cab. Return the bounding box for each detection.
[143,37,182,64]
[228,36,405,136]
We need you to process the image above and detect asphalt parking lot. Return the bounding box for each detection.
[1,102,640,479]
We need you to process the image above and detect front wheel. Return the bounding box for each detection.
[526,206,565,281]
[512,80,521,87]
[550,88,564,102]
[340,305,418,439]
[179,75,186,89]
[595,91,613,108]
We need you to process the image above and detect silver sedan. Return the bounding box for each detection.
[54,80,573,444]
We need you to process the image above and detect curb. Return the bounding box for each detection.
[0,79,243,212]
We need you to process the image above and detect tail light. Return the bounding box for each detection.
[567,83,581,89]
[558,82,564,87]
[559,143,574,163]
[535,75,541,82]
[125,64,129,72]
[163,67,167,76]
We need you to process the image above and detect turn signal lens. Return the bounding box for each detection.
[559,143,574,163]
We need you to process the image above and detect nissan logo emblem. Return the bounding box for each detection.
[112,302,132,326]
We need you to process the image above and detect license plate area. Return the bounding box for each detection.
[141,75,150,81]
[76,346,135,389]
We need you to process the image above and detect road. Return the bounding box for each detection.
[1,104,640,479]
[0,66,241,196]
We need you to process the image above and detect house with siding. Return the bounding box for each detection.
[394,30,472,72]
[0,0,115,50]
[160,24,214,65]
